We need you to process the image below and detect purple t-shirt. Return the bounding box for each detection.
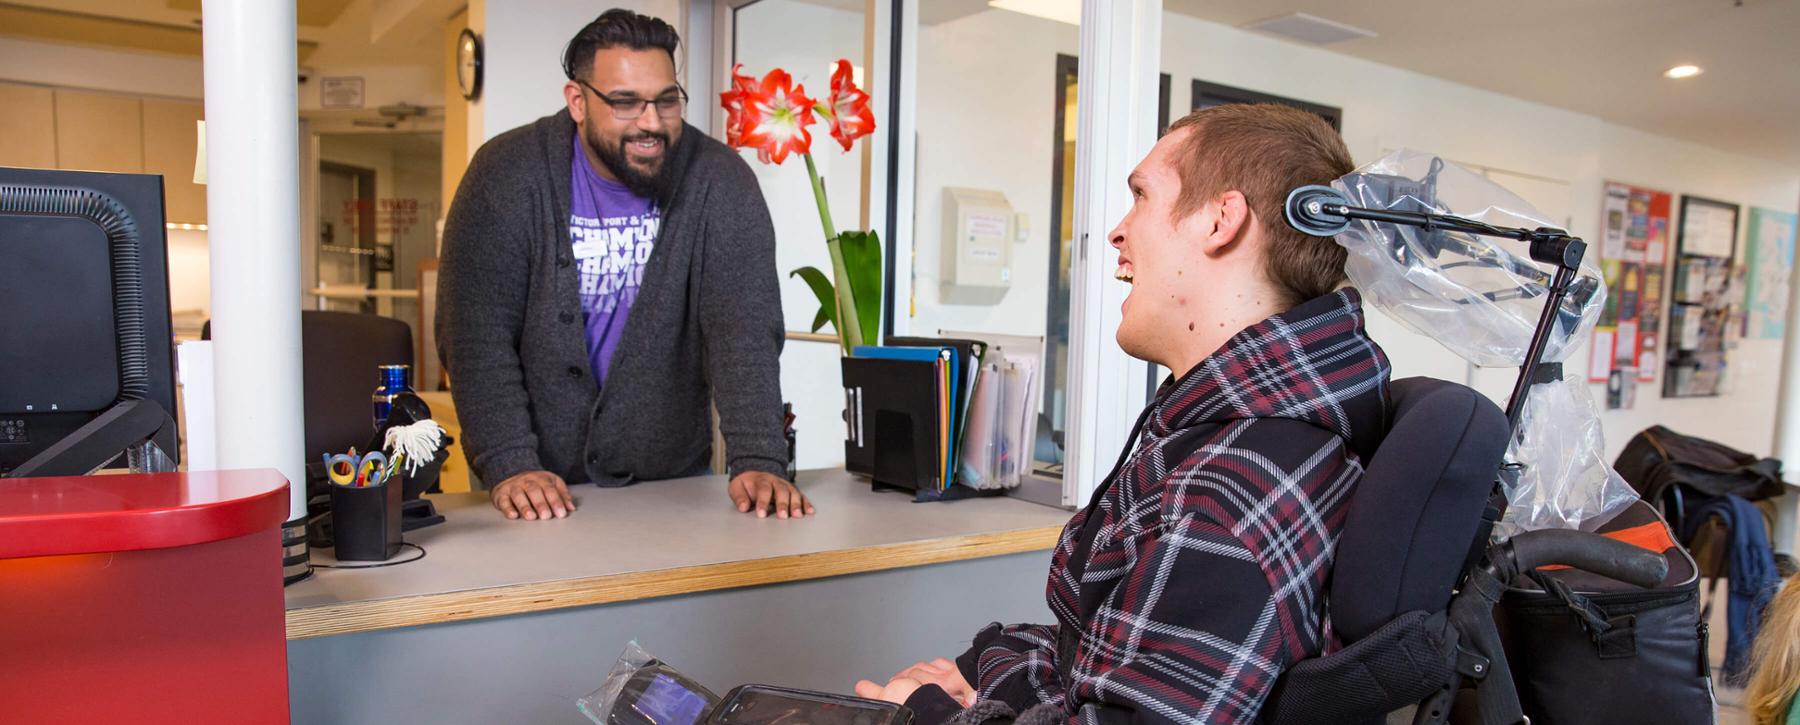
[570,133,660,386]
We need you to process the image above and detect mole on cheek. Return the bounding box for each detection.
[1188,322,1195,332]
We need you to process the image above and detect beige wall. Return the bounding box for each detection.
[0,80,210,334]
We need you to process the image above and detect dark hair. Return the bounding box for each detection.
[1165,104,1356,307]
[562,9,681,80]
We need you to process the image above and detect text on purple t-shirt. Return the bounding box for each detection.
[570,132,660,386]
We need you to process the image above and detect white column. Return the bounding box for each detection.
[201,0,307,522]
[1063,0,1162,505]
[1769,210,1800,554]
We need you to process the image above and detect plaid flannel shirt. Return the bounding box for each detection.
[913,290,1390,725]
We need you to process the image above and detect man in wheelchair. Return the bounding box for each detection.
[855,103,1390,723]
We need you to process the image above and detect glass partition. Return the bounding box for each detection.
[909,2,1081,474]
[730,0,870,469]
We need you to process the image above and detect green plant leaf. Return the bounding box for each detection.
[839,230,882,345]
[790,266,837,335]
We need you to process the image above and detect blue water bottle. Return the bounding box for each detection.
[372,364,414,428]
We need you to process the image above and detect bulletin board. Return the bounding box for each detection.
[1742,206,1798,340]
[1589,182,1672,411]
[1663,195,1741,398]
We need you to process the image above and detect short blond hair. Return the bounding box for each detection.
[1165,103,1355,307]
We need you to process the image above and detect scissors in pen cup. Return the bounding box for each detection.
[323,451,389,487]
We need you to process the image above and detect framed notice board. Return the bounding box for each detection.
[1663,195,1741,398]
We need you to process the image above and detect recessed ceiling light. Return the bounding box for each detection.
[1664,65,1703,79]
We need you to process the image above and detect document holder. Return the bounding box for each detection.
[840,355,941,492]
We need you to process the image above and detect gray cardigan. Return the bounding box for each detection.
[437,109,787,487]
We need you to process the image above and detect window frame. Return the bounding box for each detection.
[1191,78,1343,130]
[691,0,1165,506]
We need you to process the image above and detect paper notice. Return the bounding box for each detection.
[1590,328,1616,381]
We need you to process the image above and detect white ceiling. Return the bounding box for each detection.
[16,0,1798,169]
[0,0,459,72]
[1165,0,1800,168]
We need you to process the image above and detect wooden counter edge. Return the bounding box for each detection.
[286,525,1063,640]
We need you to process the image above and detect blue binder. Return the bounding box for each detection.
[852,345,959,489]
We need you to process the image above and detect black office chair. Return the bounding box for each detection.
[205,310,412,464]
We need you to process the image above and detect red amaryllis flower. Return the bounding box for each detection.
[718,63,758,149]
[822,59,875,151]
[737,68,815,165]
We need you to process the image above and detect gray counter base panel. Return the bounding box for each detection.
[288,550,1055,724]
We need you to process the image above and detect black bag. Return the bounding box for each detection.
[1495,501,1715,725]
[1615,425,1784,506]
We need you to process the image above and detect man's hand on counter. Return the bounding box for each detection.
[491,470,577,520]
[728,471,815,519]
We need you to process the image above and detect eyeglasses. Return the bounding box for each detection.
[576,79,688,120]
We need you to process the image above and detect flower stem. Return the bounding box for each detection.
[805,152,862,353]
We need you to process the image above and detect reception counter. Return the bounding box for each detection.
[285,468,1071,724]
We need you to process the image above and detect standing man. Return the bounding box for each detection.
[438,9,810,521]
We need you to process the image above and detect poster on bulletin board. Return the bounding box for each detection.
[1590,182,1673,410]
[1743,207,1797,339]
[1664,195,1741,398]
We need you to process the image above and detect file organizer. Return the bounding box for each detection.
[835,336,1022,503]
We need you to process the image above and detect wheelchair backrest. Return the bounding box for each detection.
[1330,376,1510,643]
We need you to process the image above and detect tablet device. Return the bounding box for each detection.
[708,684,912,725]
[611,667,718,725]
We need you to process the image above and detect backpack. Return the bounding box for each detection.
[1613,425,1784,533]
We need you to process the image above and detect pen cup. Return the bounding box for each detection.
[328,480,403,561]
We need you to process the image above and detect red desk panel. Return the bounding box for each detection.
[0,469,292,724]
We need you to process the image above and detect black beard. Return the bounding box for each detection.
[590,126,673,199]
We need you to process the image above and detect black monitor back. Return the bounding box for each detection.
[0,167,177,474]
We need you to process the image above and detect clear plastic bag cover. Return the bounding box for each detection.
[1331,150,1628,533]
[1495,375,1638,537]
[579,641,720,725]
[1332,149,1606,367]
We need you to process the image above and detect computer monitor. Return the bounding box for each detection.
[0,166,179,475]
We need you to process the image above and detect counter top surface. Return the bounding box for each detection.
[284,469,1071,638]
[0,469,290,559]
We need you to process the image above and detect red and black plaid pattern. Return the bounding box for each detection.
[957,290,1390,724]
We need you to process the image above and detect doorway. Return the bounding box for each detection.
[310,132,443,341]
[318,161,376,302]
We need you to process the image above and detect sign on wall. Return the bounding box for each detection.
[1590,181,1673,410]
[320,76,365,109]
[1743,206,1798,340]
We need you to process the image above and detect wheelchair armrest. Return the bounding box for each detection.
[1505,528,1669,588]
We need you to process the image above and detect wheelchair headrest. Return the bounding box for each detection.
[1330,377,1510,644]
